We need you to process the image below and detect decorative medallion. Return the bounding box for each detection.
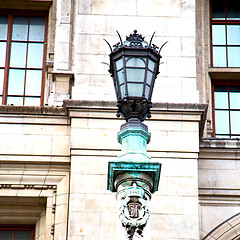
[118,183,150,239]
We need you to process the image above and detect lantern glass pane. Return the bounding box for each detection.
[146,70,153,85]
[127,83,143,97]
[127,68,145,82]
[145,85,151,99]
[148,59,155,71]
[126,57,145,67]
[116,58,123,70]
[120,84,125,98]
[117,69,125,85]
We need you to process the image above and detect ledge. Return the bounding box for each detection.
[201,138,240,149]
[209,67,240,79]
[64,100,207,112]
[0,106,66,116]
[63,99,116,109]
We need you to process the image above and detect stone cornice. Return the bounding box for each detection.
[0,105,66,115]
[63,99,207,112]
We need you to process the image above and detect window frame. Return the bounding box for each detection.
[0,225,35,240]
[212,79,240,138]
[0,9,48,106]
[210,0,240,68]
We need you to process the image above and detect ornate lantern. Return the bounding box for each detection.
[106,30,163,122]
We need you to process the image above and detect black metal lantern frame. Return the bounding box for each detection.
[105,30,165,122]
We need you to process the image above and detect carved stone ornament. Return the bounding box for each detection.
[118,183,150,239]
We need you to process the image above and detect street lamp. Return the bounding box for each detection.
[106,30,163,240]
[107,30,162,122]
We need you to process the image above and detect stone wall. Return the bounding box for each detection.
[199,140,240,238]
[0,106,70,240]
[64,101,206,240]
[52,0,200,104]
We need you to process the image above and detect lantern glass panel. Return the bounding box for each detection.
[148,59,155,71]
[128,83,143,97]
[120,84,126,97]
[146,70,153,85]
[116,58,123,70]
[126,57,145,67]
[127,68,145,82]
[145,85,151,99]
[117,69,125,85]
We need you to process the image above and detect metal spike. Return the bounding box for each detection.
[148,32,156,47]
[101,62,110,67]
[158,41,168,54]
[103,39,113,52]
[116,30,123,46]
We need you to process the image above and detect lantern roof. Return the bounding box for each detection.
[112,30,160,53]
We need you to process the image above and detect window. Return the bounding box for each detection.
[0,226,34,240]
[0,11,47,106]
[213,81,240,138]
[211,0,240,67]
[211,0,240,138]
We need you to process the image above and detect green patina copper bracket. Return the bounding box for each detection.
[107,161,161,193]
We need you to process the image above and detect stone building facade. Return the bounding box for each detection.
[0,0,239,239]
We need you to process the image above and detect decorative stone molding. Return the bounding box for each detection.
[116,183,151,239]
[0,184,57,190]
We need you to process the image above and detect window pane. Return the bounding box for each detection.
[127,83,143,97]
[0,231,12,240]
[228,47,240,67]
[24,97,41,106]
[29,16,45,41]
[227,0,240,20]
[214,86,228,109]
[0,15,8,40]
[7,96,23,106]
[10,42,27,68]
[0,69,4,95]
[0,42,6,67]
[230,86,240,109]
[25,70,42,95]
[7,69,25,95]
[117,69,125,85]
[212,25,226,45]
[27,43,44,68]
[215,110,230,134]
[227,25,240,45]
[212,0,225,19]
[126,69,145,82]
[12,16,28,41]
[126,57,145,67]
[14,230,32,240]
[213,46,227,67]
[231,111,240,134]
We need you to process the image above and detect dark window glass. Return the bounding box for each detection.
[0,16,8,40]
[0,228,34,240]
[212,0,225,19]
[0,231,12,240]
[14,231,32,240]
[227,0,240,20]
